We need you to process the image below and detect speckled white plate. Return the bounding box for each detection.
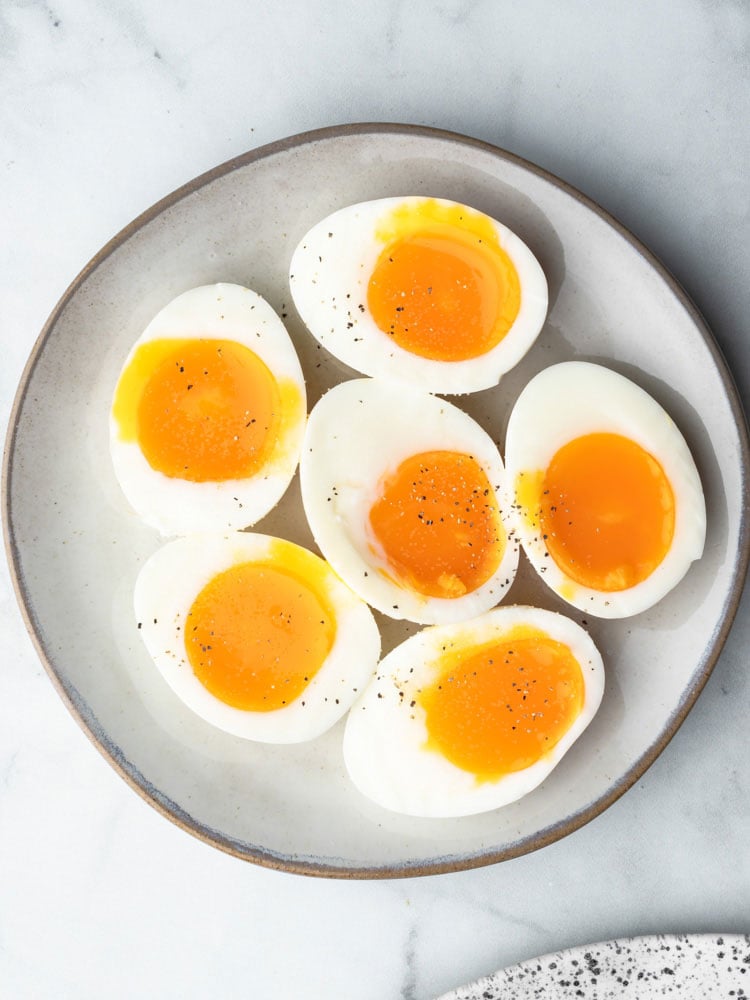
[437,933,750,998]
[4,124,749,877]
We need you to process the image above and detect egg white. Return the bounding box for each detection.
[503,361,706,618]
[343,605,605,818]
[110,283,306,535]
[289,196,548,395]
[300,378,519,625]
[134,533,381,743]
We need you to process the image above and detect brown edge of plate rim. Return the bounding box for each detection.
[3,121,750,880]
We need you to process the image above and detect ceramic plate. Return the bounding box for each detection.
[436,933,750,998]
[4,124,748,877]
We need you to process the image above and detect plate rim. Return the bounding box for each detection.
[3,121,750,878]
[436,931,750,998]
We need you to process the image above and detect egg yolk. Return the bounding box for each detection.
[368,450,505,599]
[419,626,585,781]
[520,432,675,591]
[185,555,336,712]
[367,200,521,362]
[112,337,288,482]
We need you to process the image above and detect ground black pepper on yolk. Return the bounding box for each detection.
[367,201,521,362]
[112,337,283,482]
[185,561,336,711]
[368,449,505,599]
[418,626,585,781]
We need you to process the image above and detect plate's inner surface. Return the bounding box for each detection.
[6,128,745,874]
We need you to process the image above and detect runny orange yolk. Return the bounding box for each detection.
[419,626,585,781]
[185,555,336,712]
[524,432,675,591]
[367,200,521,362]
[112,337,287,482]
[368,450,505,599]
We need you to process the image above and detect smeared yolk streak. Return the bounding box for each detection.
[517,433,675,592]
[112,338,299,482]
[419,626,585,781]
[368,450,505,599]
[367,200,521,362]
[185,545,336,712]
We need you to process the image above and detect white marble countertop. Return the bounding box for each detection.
[2,2,748,997]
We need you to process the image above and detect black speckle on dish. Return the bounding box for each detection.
[435,934,750,1000]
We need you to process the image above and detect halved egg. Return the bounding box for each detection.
[110,283,306,535]
[134,533,381,743]
[300,378,518,625]
[289,197,548,394]
[343,605,604,817]
[504,362,706,618]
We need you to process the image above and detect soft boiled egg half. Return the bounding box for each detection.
[344,605,604,817]
[504,362,706,618]
[135,533,380,743]
[289,197,548,395]
[300,378,519,625]
[110,283,306,535]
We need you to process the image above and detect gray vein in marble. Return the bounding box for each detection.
[401,924,419,1000]
[433,0,485,27]
[1,749,19,790]
[1,0,187,96]
[94,5,192,89]
[697,0,750,66]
